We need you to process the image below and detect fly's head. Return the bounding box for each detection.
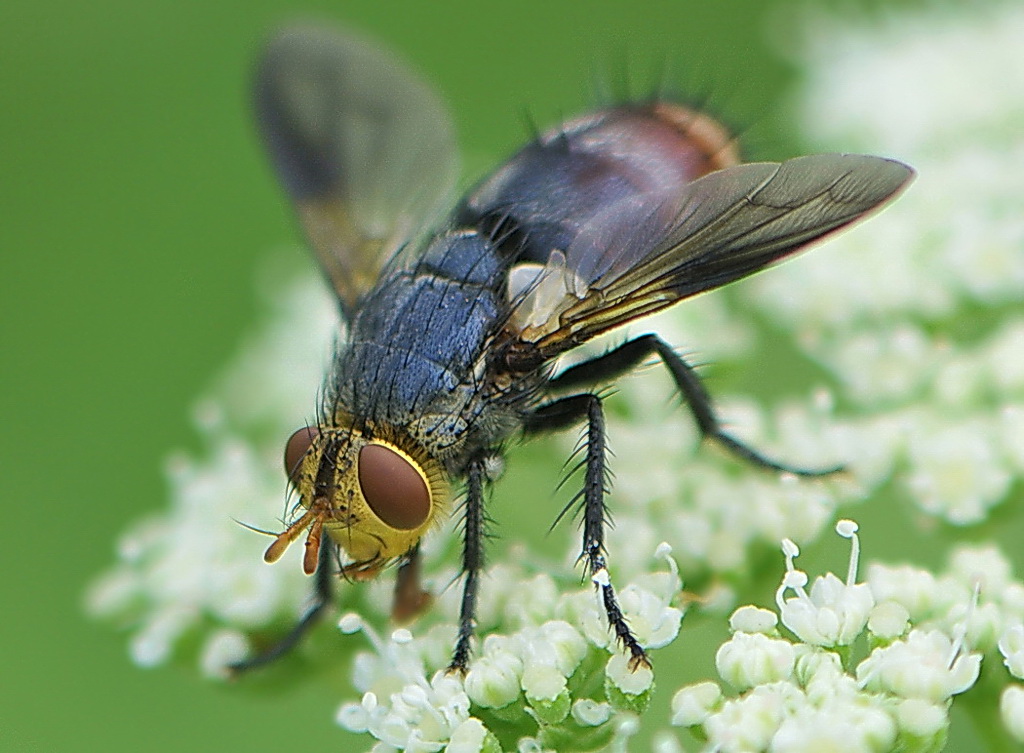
[264,416,450,578]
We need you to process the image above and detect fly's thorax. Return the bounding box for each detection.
[284,416,451,566]
[405,366,540,473]
[405,412,469,458]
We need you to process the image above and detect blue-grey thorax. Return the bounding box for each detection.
[332,230,528,468]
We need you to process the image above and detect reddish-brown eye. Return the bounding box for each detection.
[284,426,319,483]
[358,444,430,530]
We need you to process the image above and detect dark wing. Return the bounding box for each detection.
[254,25,458,317]
[506,154,914,358]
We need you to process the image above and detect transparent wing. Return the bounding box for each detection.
[254,25,458,316]
[507,154,914,358]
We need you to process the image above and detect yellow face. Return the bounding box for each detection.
[267,417,450,576]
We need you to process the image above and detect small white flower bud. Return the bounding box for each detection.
[523,662,570,724]
[652,731,685,753]
[400,683,429,707]
[606,652,654,695]
[571,698,612,727]
[464,651,523,709]
[792,646,843,691]
[521,662,566,703]
[894,698,948,739]
[998,623,1024,679]
[868,601,910,640]
[199,629,249,679]
[1001,685,1024,743]
[446,717,499,753]
[670,682,723,726]
[716,632,795,690]
[536,620,588,676]
[729,605,778,634]
[614,715,640,742]
[335,702,369,733]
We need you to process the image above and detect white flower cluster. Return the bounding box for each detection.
[334,545,683,752]
[670,521,1024,751]
[747,2,1024,527]
[86,273,341,675]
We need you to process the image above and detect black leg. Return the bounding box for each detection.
[547,333,840,477]
[574,394,650,669]
[448,455,488,673]
[228,535,336,675]
[522,393,594,435]
[525,392,650,668]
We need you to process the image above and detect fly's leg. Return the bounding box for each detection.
[228,536,336,675]
[392,544,432,623]
[548,333,840,477]
[448,455,489,673]
[525,393,650,670]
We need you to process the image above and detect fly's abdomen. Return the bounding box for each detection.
[457,102,738,263]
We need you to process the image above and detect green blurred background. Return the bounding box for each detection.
[1,0,929,751]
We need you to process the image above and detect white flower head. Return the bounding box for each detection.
[671,518,1001,752]
[702,683,801,753]
[776,524,874,647]
[770,701,896,753]
[856,628,981,703]
[905,417,1012,525]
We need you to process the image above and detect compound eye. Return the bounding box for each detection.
[284,426,319,483]
[358,443,430,530]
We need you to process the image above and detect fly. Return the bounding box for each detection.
[232,24,914,674]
